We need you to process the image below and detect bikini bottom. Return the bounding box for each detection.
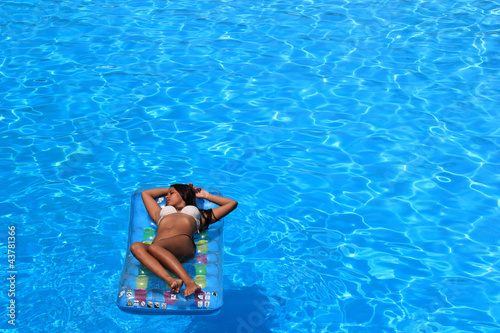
[152,233,196,251]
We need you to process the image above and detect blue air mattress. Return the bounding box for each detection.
[116,188,224,315]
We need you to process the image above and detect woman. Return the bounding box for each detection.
[130,183,237,297]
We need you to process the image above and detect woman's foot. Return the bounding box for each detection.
[184,281,202,298]
[167,278,184,293]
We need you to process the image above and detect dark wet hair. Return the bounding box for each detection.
[171,184,197,206]
[171,184,216,231]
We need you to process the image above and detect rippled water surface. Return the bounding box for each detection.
[1,0,500,332]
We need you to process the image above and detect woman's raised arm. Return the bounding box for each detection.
[190,183,238,223]
[141,188,170,223]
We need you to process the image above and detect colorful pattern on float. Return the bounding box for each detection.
[116,188,224,315]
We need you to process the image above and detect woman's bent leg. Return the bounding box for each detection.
[148,236,201,297]
[130,242,183,293]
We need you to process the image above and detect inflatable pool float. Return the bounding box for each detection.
[116,188,224,315]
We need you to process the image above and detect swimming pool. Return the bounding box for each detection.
[1,0,499,331]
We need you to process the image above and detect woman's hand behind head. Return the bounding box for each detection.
[188,183,209,199]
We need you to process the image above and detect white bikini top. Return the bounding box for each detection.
[158,205,201,229]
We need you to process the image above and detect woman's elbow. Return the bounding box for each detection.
[141,190,152,200]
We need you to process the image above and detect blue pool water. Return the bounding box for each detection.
[1,0,500,332]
